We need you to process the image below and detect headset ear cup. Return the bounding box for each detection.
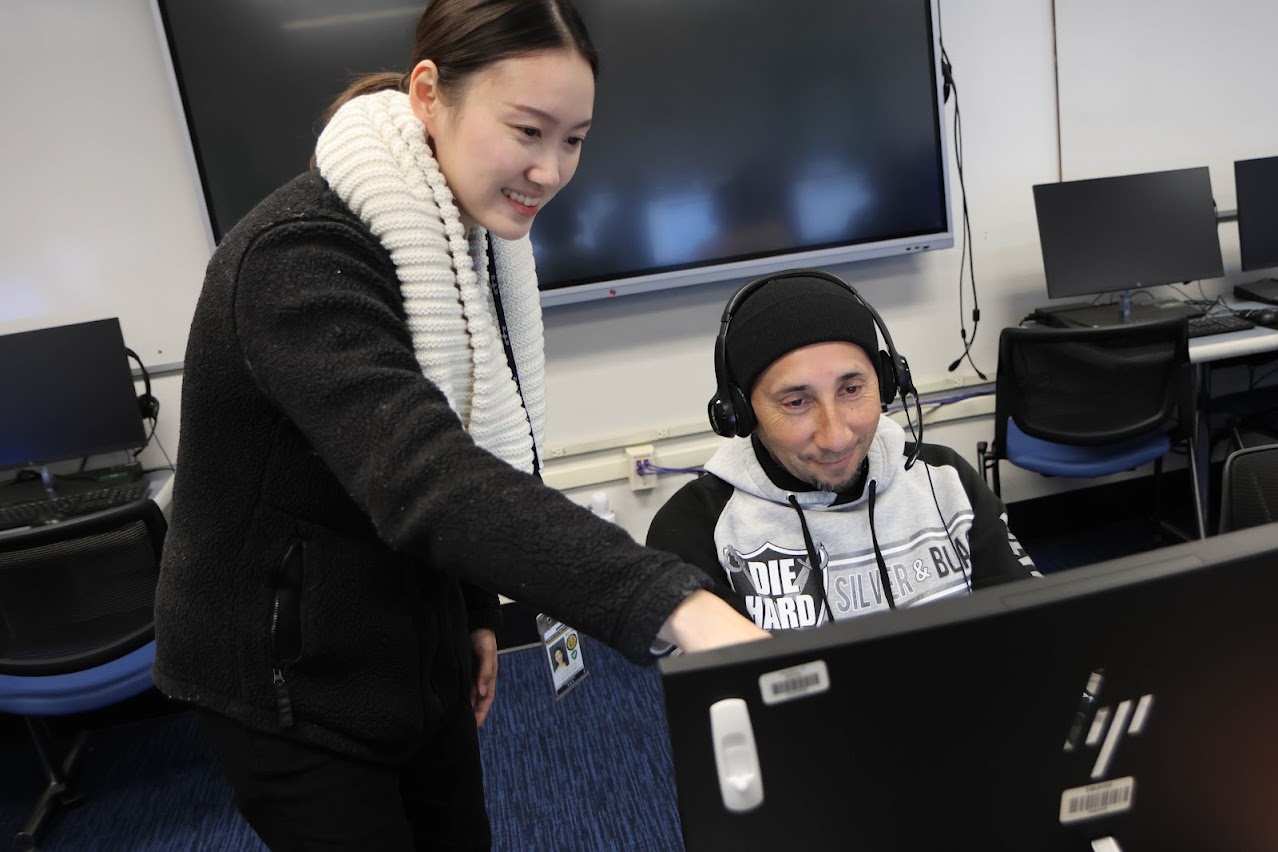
[877,350,898,405]
[729,384,755,437]
[138,394,159,420]
[708,395,736,438]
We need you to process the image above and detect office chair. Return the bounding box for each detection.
[976,318,1205,540]
[0,498,166,851]
[1218,444,1278,534]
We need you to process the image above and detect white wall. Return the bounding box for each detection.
[0,0,212,366]
[1055,0,1278,211]
[2,0,1257,540]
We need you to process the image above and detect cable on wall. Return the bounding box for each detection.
[939,42,988,381]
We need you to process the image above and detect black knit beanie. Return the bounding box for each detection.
[725,275,881,394]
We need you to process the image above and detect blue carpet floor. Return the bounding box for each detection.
[0,709,264,851]
[0,641,680,851]
[473,641,683,852]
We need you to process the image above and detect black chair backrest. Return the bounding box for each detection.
[1219,444,1278,533]
[0,498,166,676]
[994,318,1193,451]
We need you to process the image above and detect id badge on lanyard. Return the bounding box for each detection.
[536,613,588,699]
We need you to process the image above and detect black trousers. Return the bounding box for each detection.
[200,702,490,852]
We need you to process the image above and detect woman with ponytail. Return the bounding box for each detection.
[154,1,766,848]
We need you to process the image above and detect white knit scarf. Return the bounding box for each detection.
[315,90,546,473]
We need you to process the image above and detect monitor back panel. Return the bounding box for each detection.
[662,529,1278,851]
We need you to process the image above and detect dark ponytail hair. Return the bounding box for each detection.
[316,0,597,135]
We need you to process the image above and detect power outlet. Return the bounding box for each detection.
[625,443,657,491]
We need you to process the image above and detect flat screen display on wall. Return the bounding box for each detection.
[155,0,952,305]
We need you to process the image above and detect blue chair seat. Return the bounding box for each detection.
[1006,420,1172,478]
[0,498,167,849]
[0,643,156,717]
[977,321,1203,540]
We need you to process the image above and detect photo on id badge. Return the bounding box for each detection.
[537,613,588,699]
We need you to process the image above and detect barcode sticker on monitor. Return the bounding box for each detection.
[758,660,829,705]
[1059,776,1135,824]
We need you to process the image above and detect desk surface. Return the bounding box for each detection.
[1035,297,1278,364]
[1190,299,1278,364]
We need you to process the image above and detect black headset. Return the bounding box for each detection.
[125,347,160,421]
[707,268,918,446]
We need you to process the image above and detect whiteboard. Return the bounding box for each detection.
[0,0,213,368]
[1055,0,1278,212]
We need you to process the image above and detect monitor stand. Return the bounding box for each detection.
[1034,290,1203,329]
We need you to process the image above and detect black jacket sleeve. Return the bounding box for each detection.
[463,582,503,634]
[232,218,711,661]
[647,474,751,619]
[915,443,1038,588]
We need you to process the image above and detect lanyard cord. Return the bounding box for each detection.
[867,482,897,610]
[787,495,835,625]
[485,242,541,478]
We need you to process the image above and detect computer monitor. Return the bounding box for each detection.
[661,526,1278,851]
[0,319,148,471]
[1235,155,1278,274]
[1032,167,1224,306]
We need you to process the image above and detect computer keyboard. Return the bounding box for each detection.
[0,481,150,532]
[1187,314,1256,339]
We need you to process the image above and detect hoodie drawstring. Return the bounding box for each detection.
[787,494,835,624]
[866,481,897,610]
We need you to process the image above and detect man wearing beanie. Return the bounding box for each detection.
[647,272,1037,633]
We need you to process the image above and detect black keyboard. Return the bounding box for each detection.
[1187,314,1256,339]
[0,481,150,531]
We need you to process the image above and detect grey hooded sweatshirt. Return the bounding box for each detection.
[648,415,1038,632]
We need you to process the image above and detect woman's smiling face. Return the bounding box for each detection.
[410,49,595,240]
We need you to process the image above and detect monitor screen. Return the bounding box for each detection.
[0,319,147,471]
[153,0,953,306]
[1235,155,1278,273]
[1032,167,1224,300]
[661,526,1278,851]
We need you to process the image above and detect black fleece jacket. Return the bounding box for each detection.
[153,173,711,762]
